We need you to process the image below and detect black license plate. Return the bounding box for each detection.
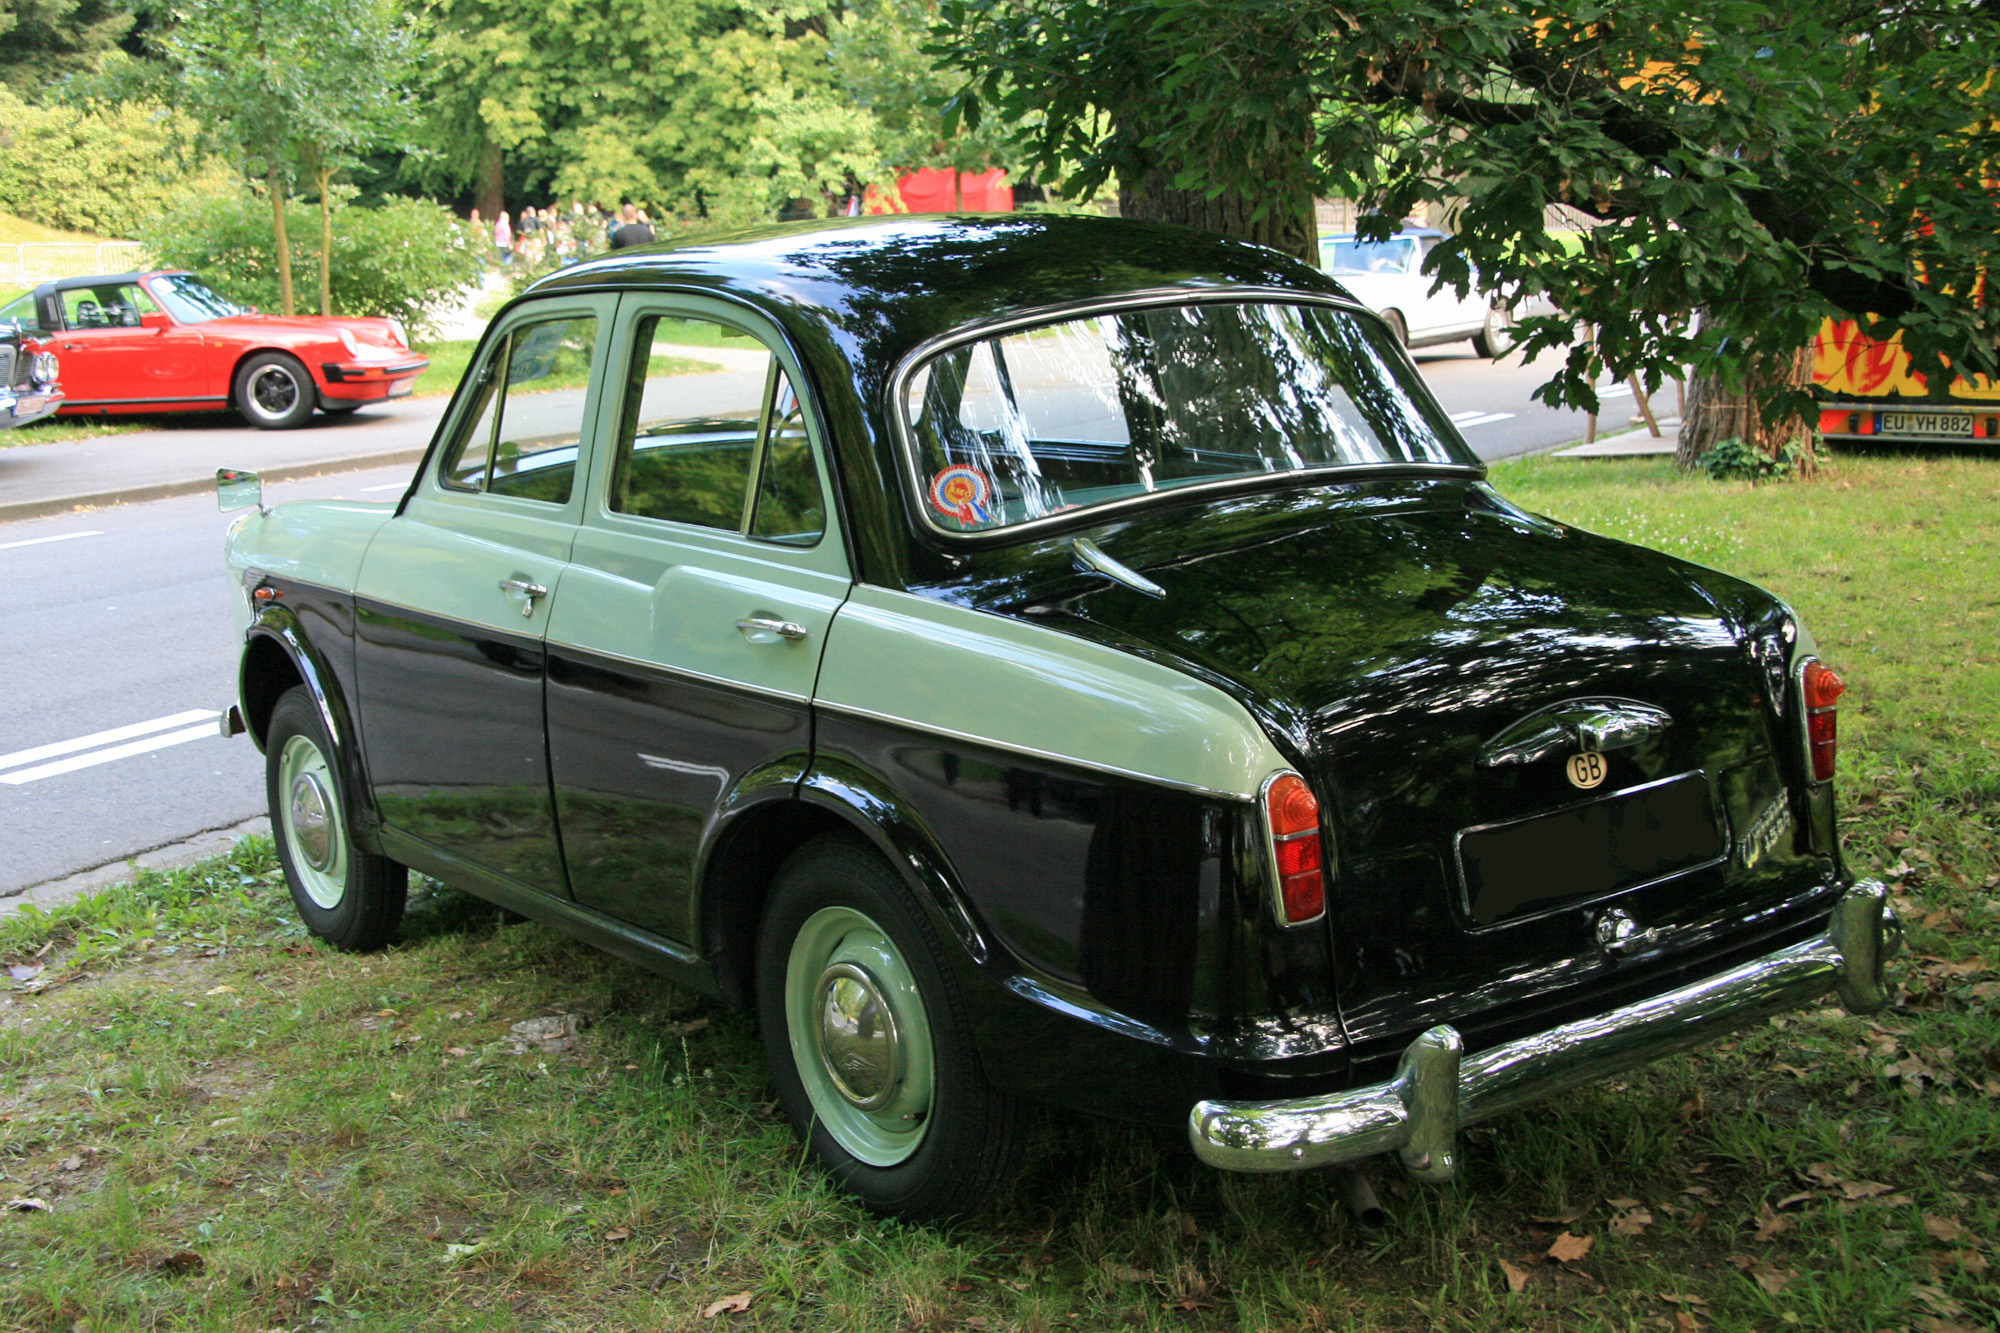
[1459,772,1724,927]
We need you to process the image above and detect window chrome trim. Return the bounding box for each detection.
[885,285,1486,548]
[1794,654,1834,787]
[812,698,1254,802]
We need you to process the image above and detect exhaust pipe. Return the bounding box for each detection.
[1335,1164,1387,1232]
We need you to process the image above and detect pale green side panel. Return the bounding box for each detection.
[356,493,577,632]
[224,500,397,603]
[817,586,1289,801]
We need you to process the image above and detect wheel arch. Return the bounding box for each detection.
[694,754,991,1010]
[226,345,329,406]
[238,612,380,841]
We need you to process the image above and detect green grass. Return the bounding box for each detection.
[0,212,106,246]
[0,453,1995,1331]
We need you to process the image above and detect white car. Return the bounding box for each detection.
[1321,226,1515,356]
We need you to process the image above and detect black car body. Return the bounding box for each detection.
[218,215,1897,1219]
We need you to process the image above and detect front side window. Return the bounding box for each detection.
[0,293,39,333]
[440,314,599,505]
[608,314,825,545]
[899,300,1473,534]
[61,283,158,329]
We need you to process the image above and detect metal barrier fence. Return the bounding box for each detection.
[0,241,151,289]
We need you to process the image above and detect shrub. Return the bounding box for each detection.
[139,191,481,335]
[0,87,231,237]
[1694,435,1816,482]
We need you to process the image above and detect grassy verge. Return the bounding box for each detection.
[1,454,1994,1331]
[399,341,726,400]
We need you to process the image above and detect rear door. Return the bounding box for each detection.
[352,295,615,896]
[543,297,850,942]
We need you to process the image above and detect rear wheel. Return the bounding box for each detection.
[1471,305,1515,358]
[235,352,316,429]
[266,686,406,950]
[756,834,1026,1222]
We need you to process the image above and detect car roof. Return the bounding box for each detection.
[30,271,185,298]
[523,213,1348,385]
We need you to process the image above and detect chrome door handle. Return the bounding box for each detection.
[498,578,548,617]
[736,616,808,641]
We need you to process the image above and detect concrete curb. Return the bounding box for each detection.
[0,448,427,524]
[1,816,272,919]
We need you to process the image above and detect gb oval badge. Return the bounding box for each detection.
[1566,752,1607,789]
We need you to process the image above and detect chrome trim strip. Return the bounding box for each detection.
[1072,537,1165,598]
[1794,654,1833,787]
[884,287,1485,547]
[1189,879,1899,1179]
[812,699,1254,802]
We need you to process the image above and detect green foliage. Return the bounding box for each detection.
[0,0,140,98]
[933,0,2000,417]
[139,191,481,333]
[1694,435,1815,483]
[0,86,230,236]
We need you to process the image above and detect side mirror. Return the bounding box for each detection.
[141,312,172,331]
[216,467,266,514]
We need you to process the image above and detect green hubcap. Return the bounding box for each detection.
[785,906,934,1166]
[278,734,347,910]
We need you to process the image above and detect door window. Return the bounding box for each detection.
[608,315,825,545]
[440,315,599,505]
[60,283,159,329]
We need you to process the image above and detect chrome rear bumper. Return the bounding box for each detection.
[1189,880,1899,1181]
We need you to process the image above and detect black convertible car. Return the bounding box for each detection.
[216,214,1897,1220]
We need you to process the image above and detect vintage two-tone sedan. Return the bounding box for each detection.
[217,215,1898,1221]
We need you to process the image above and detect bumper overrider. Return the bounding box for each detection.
[1190,880,1902,1182]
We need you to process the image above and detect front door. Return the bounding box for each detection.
[352,296,616,895]
[50,280,210,407]
[543,299,851,941]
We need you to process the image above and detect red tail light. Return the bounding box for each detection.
[1800,659,1845,782]
[1263,773,1326,924]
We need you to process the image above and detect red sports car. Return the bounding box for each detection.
[0,270,429,429]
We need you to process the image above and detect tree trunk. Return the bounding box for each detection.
[268,166,295,317]
[1677,341,1818,476]
[474,138,504,221]
[315,164,333,318]
[1118,167,1318,265]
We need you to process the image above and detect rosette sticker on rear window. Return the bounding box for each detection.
[928,464,993,526]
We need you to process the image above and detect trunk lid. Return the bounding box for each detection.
[1014,481,1834,1057]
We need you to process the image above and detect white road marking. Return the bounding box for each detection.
[0,530,104,551]
[1597,383,1634,399]
[359,482,407,493]
[1,724,220,785]
[0,709,220,779]
[1450,411,1516,429]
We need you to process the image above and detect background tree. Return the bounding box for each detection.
[0,0,144,98]
[155,0,415,316]
[935,0,2000,470]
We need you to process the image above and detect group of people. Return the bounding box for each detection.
[471,203,660,269]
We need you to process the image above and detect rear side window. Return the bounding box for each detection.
[607,314,825,545]
[440,315,599,505]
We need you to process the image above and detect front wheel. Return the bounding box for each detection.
[1471,304,1515,358]
[235,352,316,429]
[756,834,1026,1222]
[266,686,406,950]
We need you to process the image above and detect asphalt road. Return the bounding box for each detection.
[0,343,1626,898]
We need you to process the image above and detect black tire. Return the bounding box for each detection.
[1383,309,1408,347]
[266,686,406,950]
[1471,304,1515,358]
[756,833,1027,1223]
[235,352,316,429]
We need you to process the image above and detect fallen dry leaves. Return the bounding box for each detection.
[1547,1232,1594,1263]
[700,1291,754,1319]
[1498,1258,1531,1293]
